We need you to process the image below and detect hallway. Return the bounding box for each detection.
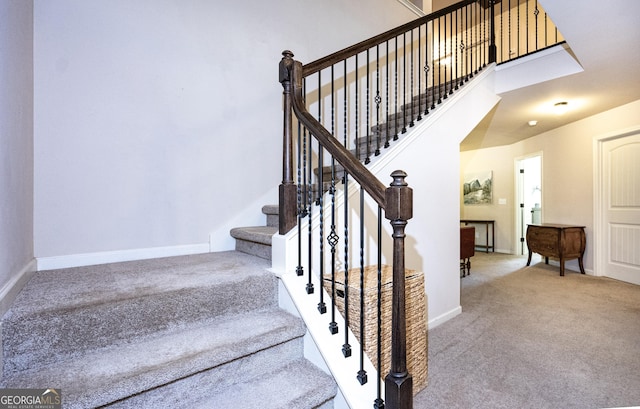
[415,252,640,409]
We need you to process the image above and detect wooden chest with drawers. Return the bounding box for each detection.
[525,224,586,276]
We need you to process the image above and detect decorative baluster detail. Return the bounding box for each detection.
[328,160,339,334]
[328,67,338,334]
[364,50,371,164]
[423,24,430,116]
[417,25,422,122]
[375,44,382,157]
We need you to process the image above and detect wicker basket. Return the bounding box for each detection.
[323,264,428,394]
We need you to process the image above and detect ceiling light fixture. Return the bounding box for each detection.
[528,120,538,127]
[554,101,569,115]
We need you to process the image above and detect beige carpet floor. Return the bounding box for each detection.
[414,252,640,409]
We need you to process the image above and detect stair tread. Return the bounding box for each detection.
[200,358,336,409]
[1,308,306,409]
[109,358,336,409]
[5,251,270,316]
[230,225,278,245]
[261,204,278,215]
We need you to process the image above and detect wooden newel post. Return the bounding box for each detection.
[384,170,413,409]
[279,50,297,235]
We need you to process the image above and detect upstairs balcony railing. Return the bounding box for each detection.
[279,1,563,408]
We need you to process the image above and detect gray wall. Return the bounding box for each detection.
[33,0,416,264]
[0,0,35,313]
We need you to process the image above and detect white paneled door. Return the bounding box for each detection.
[602,131,640,285]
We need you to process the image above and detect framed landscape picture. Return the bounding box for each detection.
[463,171,493,205]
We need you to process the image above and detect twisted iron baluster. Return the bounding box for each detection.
[328,65,338,334]
[375,44,381,157]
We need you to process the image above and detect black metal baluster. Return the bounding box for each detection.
[443,14,448,99]
[417,25,422,122]
[355,54,360,160]
[472,3,477,75]
[500,0,504,63]
[317,72,326,314]
[342,168,351,358]
[401,34,407,134]
[385,41,390,149]
[366,49,371,164]
[374,206,384,409]
[409,29,415,127]
[454,8,459,90]
[464,4,469,81]
[449,10,453,95]
[424,22,430,116]
[431,20,437,109]
[344,60,348,149]
[341,55,351,357]
[394,37,399,141]
[375,45,381,157]
[534,0,539,51]
[544,8,548,47]
[508,0,512,63]
[517,0,520,58]
[481,2,484,69]
[303,77,314,296]
[526,0,530,54]
[356,188,368,385]
[328,66,338,334]
[296,120,304,278]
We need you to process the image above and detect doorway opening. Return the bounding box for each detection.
[515,154,542,255]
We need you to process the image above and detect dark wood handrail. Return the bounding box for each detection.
[289,58,387,208]
[303,0,478,76]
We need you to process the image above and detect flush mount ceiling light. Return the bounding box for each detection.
[528,120,538,127]
[553,101,569,115]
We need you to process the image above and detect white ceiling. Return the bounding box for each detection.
[460,0,640,151]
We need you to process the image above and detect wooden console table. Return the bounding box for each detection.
[525,224,586,276]
[460,220,494,253]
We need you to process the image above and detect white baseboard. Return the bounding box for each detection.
[0,258,37,317]
[427,305,462,330]
[36,242,210,271]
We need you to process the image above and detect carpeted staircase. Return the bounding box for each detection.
[0,249,336,408]
[231,205,279,261]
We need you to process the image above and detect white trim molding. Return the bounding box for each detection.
[0,258,37,317]
[397,0,426,16]
[37,242,210,271]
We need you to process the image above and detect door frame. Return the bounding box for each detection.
[593,125,640,277]
[514,151,543,256]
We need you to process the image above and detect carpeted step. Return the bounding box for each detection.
[263,204,279,228]
[2,251,275,374]
[1,309,310,408]
[108,357,336,409]
[1,251,336,408]
[230,226,278,260]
